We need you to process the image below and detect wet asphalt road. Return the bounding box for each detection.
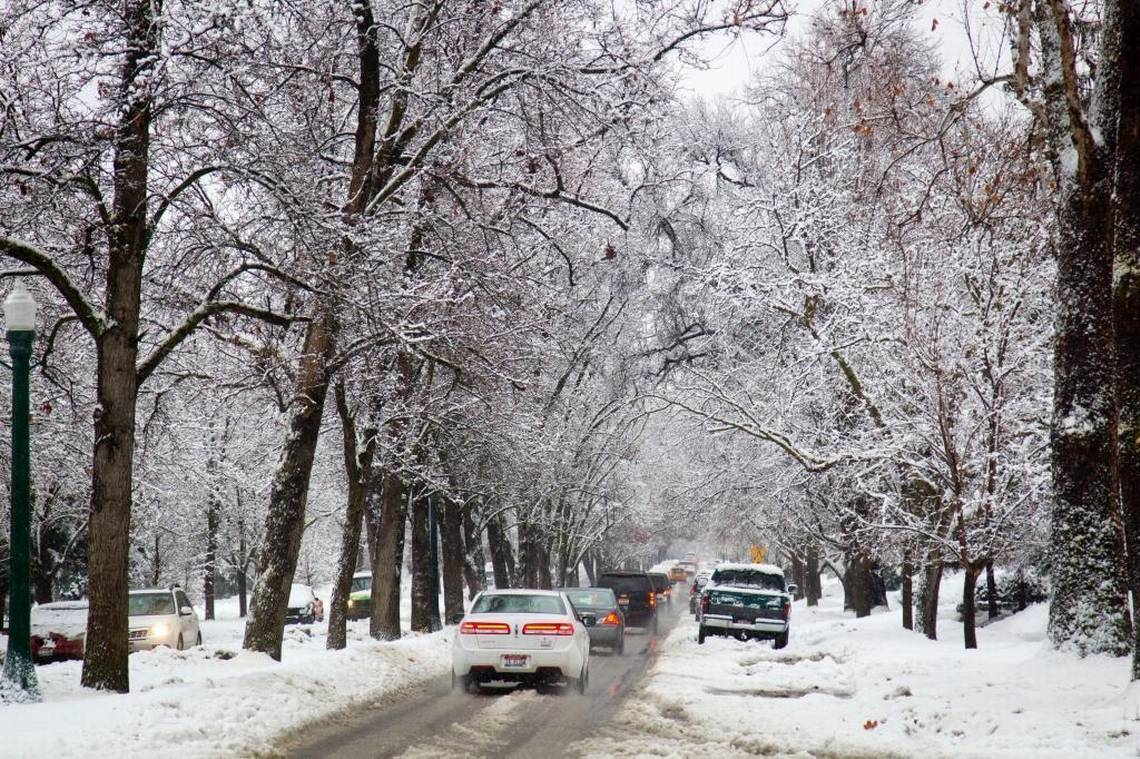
[287,591,688,759]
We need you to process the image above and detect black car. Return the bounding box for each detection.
[561,587,625,654]
[597,571,658,634]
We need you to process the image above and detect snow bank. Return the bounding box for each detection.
[0,592,450,758]
[576,573,1137,758]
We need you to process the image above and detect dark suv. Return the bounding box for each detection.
[597,571,658,634]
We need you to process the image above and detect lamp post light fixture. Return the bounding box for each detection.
[2,280,38,699]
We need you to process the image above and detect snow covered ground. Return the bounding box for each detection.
[575,572,1138,758]
[0,589,452,758]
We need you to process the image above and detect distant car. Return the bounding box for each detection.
[668,566,688,583]
[285,583,323,625]
[452,589,591,693]
[347,571,371,620]
[128,587,202,651]
[698,563,794,648]
[31,601,87,663]
[647,572,673,605]
[689,573,711,615]
[561,587,625,655]
[597,571,658,634]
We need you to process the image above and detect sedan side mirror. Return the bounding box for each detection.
[786,584,798,596]
[449,613,466,626]
[579,613,597,627]
[179,606,193,617]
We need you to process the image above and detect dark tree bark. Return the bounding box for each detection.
[790,552,806,600]
[843,554,872,618]
[916,558,942,641]
[962,564,980,649]
[370,471,408,640]
[805,547,821,607]
[901,556,914,631]
[486,511,513,589]
[203,419,225,622]
[410,493,433,633]
[1111,0,1140,680]
[440,497,466,622]
[328,380,376,650]
[78,0,157,694]
[242,309,338,660]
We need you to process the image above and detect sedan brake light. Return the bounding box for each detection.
[522,622,575,636]
[700,593,709,614]
[648,592,656,608]
[459,620,511,635]
[600,612,621,626]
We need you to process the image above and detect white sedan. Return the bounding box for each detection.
[452,589,591,693]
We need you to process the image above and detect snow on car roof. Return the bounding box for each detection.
[477,588,564,596]
[711,562,786,576]
[353,570,371,578]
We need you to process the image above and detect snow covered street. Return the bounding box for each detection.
[575,575,1137,758]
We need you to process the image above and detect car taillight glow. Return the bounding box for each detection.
[701,594,709,613]
[459,621,511,635]
[601,612,621,626]
[522,622,575,636]
[783,602,791,620]
[648,591,656,608]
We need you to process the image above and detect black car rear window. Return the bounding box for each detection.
[648,573,670,590]
[711,568,785,591]
[598,574,652,593]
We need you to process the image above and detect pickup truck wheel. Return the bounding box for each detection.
[774,629,789,649]
[698,625,707,645]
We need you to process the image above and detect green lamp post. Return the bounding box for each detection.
[2,280,38,699]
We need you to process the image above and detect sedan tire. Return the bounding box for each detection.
[774,629,789,649]
[698,625,707,645]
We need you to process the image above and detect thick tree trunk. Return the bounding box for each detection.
[370,471,408,640]
[844,554,872,618]
[461,502,486,600]
[440,497,466,623]
[1113,0,1140,680]
[410,493,433,633]
[204,421,223,622]
[962,564,979,650]
[486,512,513,589]
[805,547,821,607]
[901,556,914,631]
[790,552,806,600]
[328,381,376,650]
[243,308,337,660]
[81,0,155,692]
[915,559,942,640]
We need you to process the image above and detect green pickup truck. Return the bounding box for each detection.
[697,563,795,648]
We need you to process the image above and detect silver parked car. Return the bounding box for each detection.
[128,587,202,652]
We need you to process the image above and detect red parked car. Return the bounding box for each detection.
[31,601,88,663]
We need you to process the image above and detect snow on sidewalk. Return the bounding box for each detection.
[577,573,1137,758]
[0,595,451,758]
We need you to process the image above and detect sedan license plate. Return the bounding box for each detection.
[502,654,529,669]
[617,597,630,606]
[41,640,55,651]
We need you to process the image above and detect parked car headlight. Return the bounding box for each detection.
[149,622,170,639]
[347,599,354,609]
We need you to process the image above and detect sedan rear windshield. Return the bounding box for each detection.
[471,594,566,615]
[711,569,785,591]
[351,576,371,592]
[564,589,616,609]
[598,574,652,593]
[128,593,175,616]
[648,574,670,590]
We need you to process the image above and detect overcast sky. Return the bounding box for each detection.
[677,0,1010,104]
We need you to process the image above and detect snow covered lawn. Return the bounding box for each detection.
[0,593,451,758]
[577,573,1137,758]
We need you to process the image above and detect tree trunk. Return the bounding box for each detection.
[461,501,486,600]
[1113,0,1140,680]
[486,512,513,589]
[328,380,375,650]
[790,552,806,600]
[962,563,979,649]
[440,497,465,623]
[79,0,155,695]
[370,471,408,639]
[410,492,433,633]
[204,421,223,622]
[985,561,999,619]
[237,515,249,619]
[243,308,337,660]
[805,547,821,607]
[915,559,942,640]
[901,554,914,631]
[844,554,872,618]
